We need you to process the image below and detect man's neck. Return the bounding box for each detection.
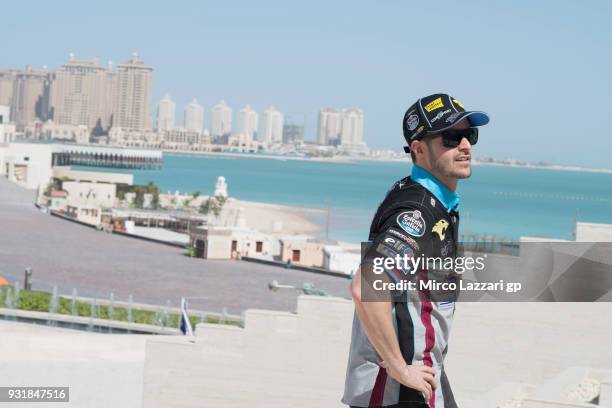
[417,165,457,192]
[410,164,460,212]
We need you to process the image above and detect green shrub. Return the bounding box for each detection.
[2,289,240,329]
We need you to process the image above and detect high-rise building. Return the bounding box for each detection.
[184,98,204,132]
[156,94,175,130]
[340,108,364,146]
[11,66,50,129]
[114,53,153,130]
[317,107,341,145]
[211,100,232,137]
[0,69,18,108]
[282,124,304,144]
[237,104,258,140]
[49,55,115,130]
[259,105,283,145]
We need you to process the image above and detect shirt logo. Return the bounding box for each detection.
[432,219,449,241]
[396,210,426,237]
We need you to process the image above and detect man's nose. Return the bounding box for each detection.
[458,136,472,152]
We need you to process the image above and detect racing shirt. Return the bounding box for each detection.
[342,165,461,408]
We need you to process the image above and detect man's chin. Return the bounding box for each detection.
[451,164,472,179]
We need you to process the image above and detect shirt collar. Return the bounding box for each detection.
[410,165,460,212]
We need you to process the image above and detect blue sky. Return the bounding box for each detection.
[3,1,611,168]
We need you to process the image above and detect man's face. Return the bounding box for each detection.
[418,119,473,181]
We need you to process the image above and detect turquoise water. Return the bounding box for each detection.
[76,154,612,242]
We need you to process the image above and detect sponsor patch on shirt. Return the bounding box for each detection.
[387,228,421,251]
[396,210,426,237]
[432,219,449,241]
[376,243,398,259]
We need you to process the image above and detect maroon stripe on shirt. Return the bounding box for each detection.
[369,367,387,407]
[418,270,436,407]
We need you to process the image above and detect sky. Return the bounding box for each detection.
[2,0,612,168]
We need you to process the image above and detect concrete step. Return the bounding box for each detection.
[599,375,612,407]
[470,382,535,408]
[522,367,612,408]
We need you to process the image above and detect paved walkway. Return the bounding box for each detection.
[0,178,350,314]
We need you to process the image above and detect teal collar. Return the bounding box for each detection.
[410,165,460,212]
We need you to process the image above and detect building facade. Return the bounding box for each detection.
[156,94,175,131]
[11,66,50,129]
[211,100,232,137]
[237,105,258,140]
[49,56,115,130]
[317,107,341,145]
[259,106,283,145]
[282,124,304,144]
[184,98,204,132]
[114,54,153,130]
[339,108,364,146]
[0,69,18,108]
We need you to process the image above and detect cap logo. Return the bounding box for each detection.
[406,114,419,131]
[452,99,465,109]
[424,97,444,112]
[446,112,462,123]
[430,109,451,124]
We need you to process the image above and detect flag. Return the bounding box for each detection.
[180,297,194,336]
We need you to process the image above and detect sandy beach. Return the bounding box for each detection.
[223,198,324,235]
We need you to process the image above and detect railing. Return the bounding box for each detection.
[0,281,242,334]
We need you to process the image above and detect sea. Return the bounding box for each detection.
[75,153,612,243]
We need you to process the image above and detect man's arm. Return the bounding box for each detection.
[350,267,437,401]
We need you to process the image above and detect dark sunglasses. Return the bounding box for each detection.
[427,127,479,148]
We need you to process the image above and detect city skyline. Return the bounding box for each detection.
[1,1,611,167]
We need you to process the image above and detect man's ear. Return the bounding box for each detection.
[410,140,422,156]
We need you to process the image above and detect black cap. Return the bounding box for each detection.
[402,93,490,149]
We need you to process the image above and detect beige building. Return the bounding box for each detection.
[108,127,162,148]
[49,56,115,130]
[340,107,364,146]
[237,105,258,140]
[184,98,204,132]
[163,128,211,148]
[156,94,175,131]
[0,69,18,107]
[211,100,232,137]
[11,66,50,129]
[114,54,153,130]
[317,107,341,145]
[279,236,326,267]
[63,180,117,225]
[0,105,16,143]
[259,105,283,145]
[189,225,275,260]
[108,127,212,151]
[0,143,55,189]
[24,120,89,144]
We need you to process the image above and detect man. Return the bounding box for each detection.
[342,93,490,408]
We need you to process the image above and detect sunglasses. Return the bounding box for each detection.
[427,127,479,148]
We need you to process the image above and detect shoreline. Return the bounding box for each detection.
[161,149,612,174]
[225,198,325,236]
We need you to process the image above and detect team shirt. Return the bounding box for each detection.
[343,165,461,408]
